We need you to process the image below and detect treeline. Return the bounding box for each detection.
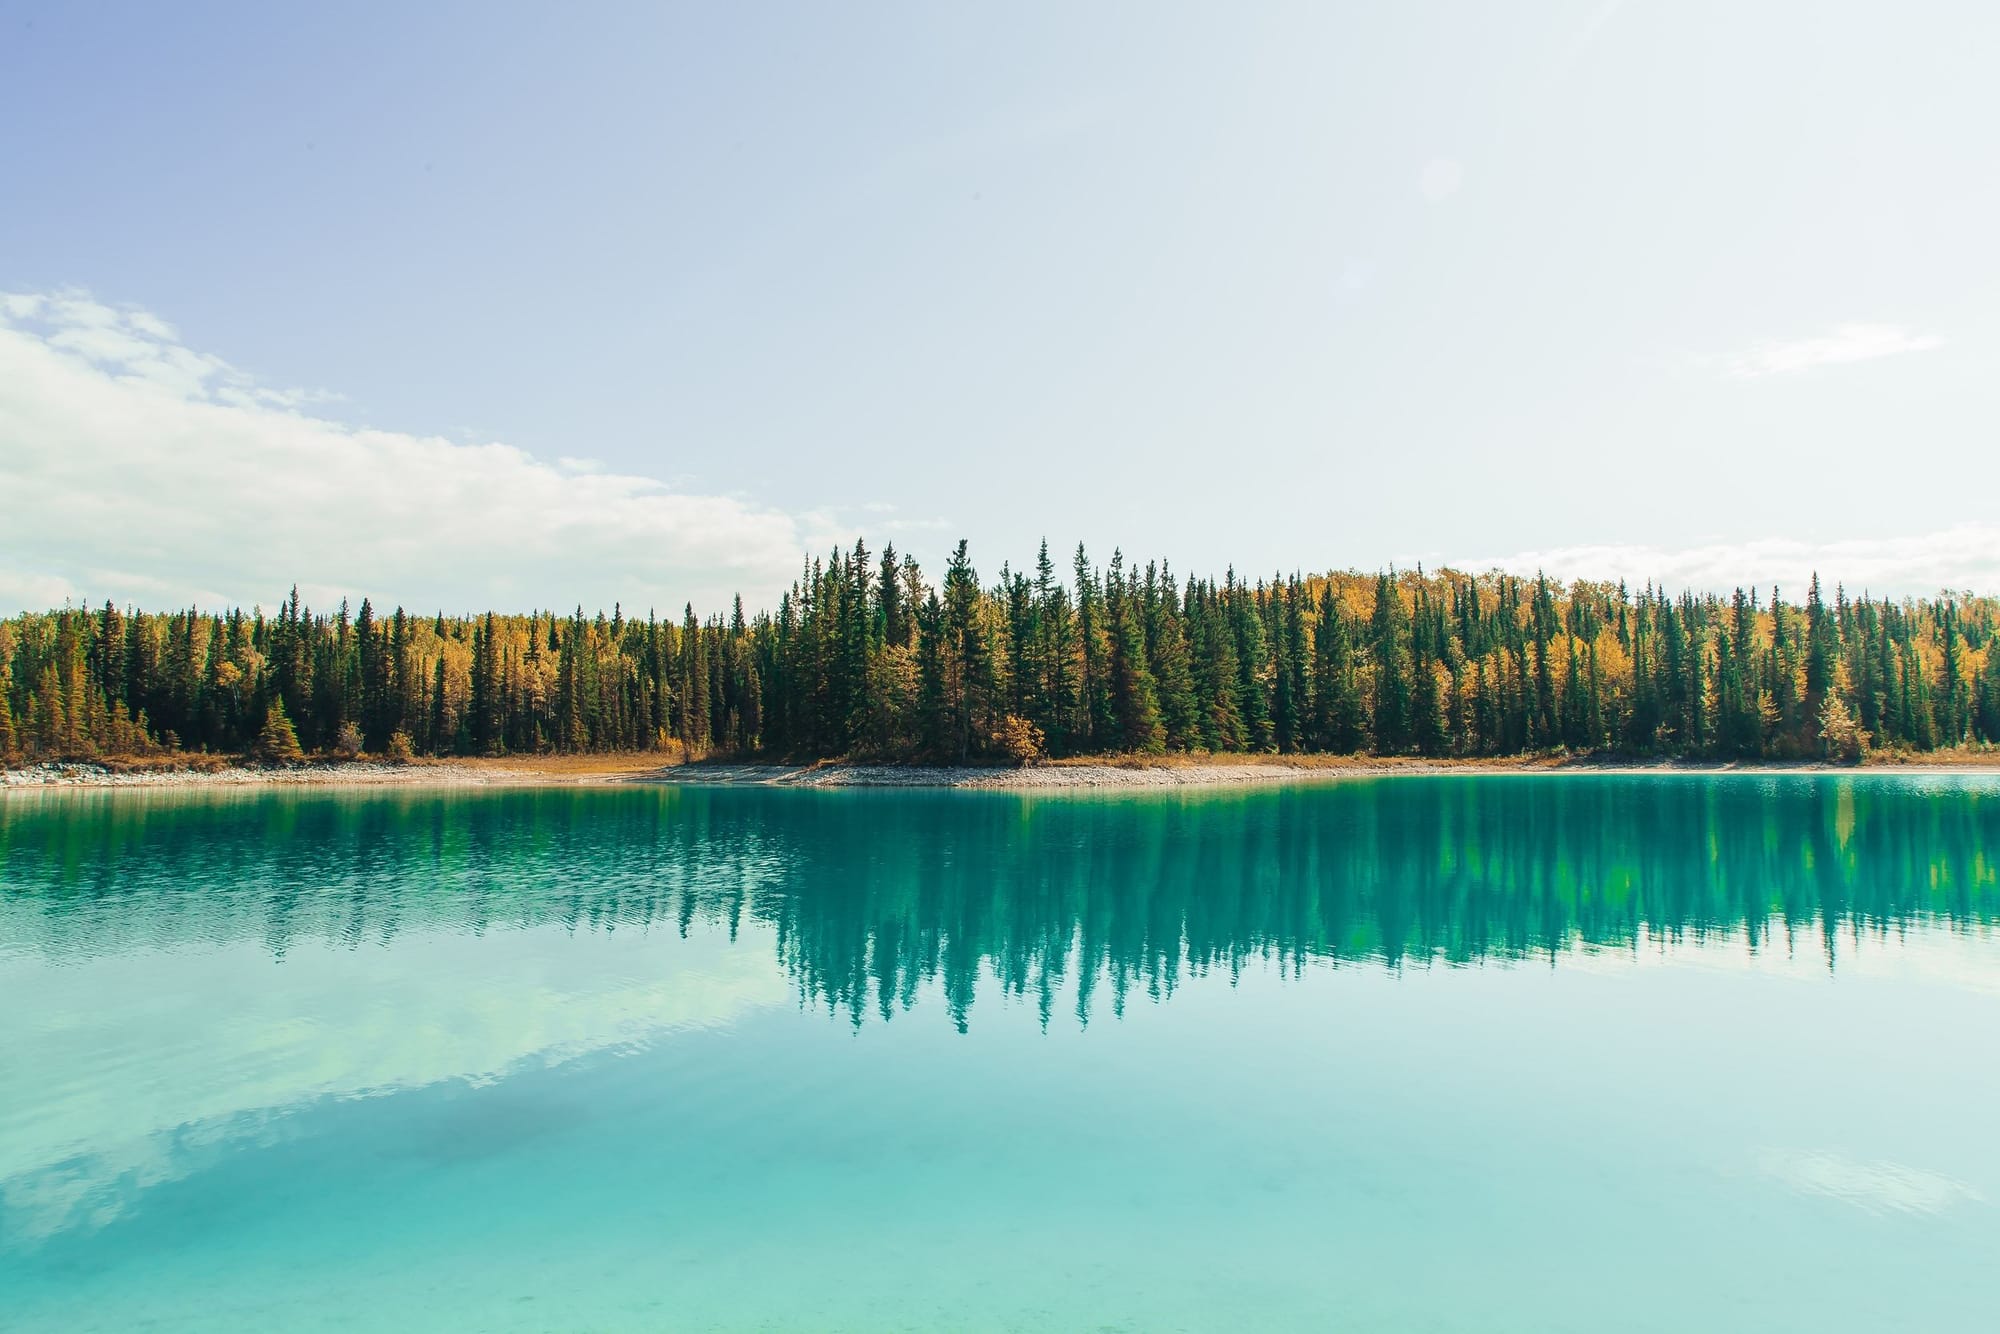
[3,538,1999,765]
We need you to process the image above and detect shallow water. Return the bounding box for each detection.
[3,774,1998,1331]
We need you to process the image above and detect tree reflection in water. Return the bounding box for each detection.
[5,776,1996,1030]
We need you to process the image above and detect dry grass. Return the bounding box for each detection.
[435,751,692,778]
[1861,745,2000,769]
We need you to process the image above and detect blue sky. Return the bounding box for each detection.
[3,1,1996,612]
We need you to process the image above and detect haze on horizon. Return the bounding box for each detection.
[3,1,1997,615]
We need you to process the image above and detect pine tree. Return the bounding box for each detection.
[680,603,709,753]
[1370,574,1412,753]
[1229,574,1272,751]
[1803,575,1838,740]
[253,700,304,763]
[1528,575,1558,747]
[1272,581,1308,753]
[880,543,908,651]
[0,649,15,759]
[1146,565,1199,750]
[1105,553,1164,753]
[1187,582,1244,751]
[1937,601,1968,745]
[1975,647,2000,744]
[915,591,949,758]
[1311,589,1366,753]
[941,540,990,760]
[1073,545,1112,752]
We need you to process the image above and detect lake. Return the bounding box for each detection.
[3,774,1998,1331]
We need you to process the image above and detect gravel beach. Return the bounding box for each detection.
[6,755,1994,791]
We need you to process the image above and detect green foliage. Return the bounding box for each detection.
[3,546,1997,767]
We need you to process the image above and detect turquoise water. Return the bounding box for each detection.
[3,775,1999,1332]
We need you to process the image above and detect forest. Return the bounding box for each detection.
[2,538,1998,766]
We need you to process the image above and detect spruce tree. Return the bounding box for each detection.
[1229,574,1272,751]
[0,656,15,758]
[1146,567,1199,750]
[942,540,990,760]
[1105,554,1165,753]
[254,700,304,763]
[1311,589,1366,753]
[1074,545,1114,751]
[1370,573,1412,753]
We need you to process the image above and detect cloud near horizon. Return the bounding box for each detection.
[0,290,847,616]
[4,290,1993,615]
[1462,528,2000,600]
[1727,323,1943,378]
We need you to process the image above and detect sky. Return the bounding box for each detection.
[3,0,1997,614]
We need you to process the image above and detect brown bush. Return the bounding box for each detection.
[989,714,1045,767]
[331,722,365,760]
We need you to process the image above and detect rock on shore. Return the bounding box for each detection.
[0,761,514,789]
[641,762,1393,789]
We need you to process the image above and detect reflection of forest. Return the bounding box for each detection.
[6,779,1997,1029]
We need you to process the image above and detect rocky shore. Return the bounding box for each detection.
[6,754,1995,792]
[0,760,528,789]
[640,761,1415,789]
[1,758,1424,791]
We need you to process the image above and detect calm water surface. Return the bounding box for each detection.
[3,774,1998,1331]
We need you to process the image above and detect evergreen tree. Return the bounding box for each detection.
[1370,574,1412,753]
[1033,541,1080,754]
[1229,573,1272,751]
[941,540,991,760]
[1146,564,1200,750]
[0,650,15,758]
[1104,553,1164,753]
[1074,545,1114,751]
[1188,581,1245,751]
[253,700,304,763]
[1311,589,1366,753]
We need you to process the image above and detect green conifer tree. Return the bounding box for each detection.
[253,700,304,763]
[1370,573,1413,754]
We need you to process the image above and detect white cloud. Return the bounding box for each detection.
[0,289,846,614]
[1458,527,2000,599]
[1728,323,1944,378]
[1419,158,1463,202]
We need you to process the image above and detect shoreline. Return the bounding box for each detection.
[6,752,2000,792]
